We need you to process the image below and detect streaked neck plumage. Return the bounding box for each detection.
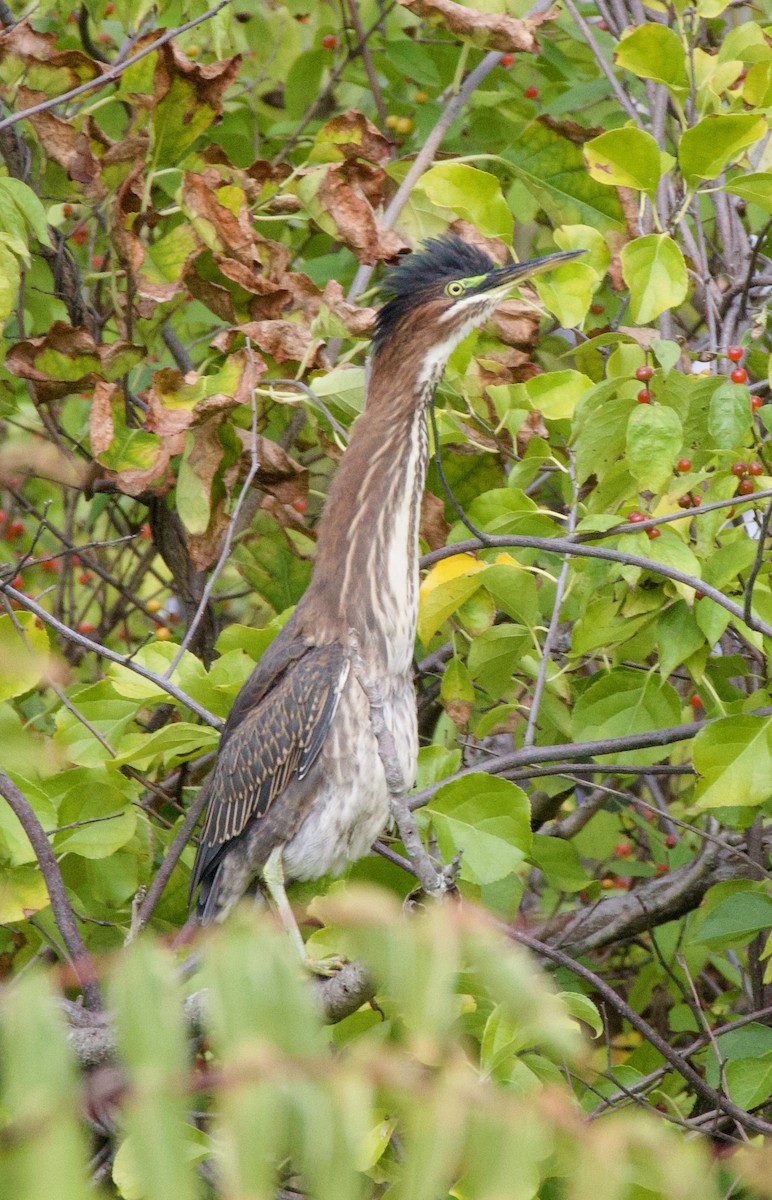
[297,319,448,674]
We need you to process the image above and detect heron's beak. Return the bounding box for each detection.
[479,248,587,299]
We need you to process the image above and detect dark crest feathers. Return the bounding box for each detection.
[374,235,495,350]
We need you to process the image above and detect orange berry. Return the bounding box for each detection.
[155,625,171,641]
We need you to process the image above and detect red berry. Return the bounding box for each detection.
[7,519,25,538]
[40,559,59,573]
[62,203,74,217]
[695,590,705,600]
[635,365,654,382]
[730,367,748,384]
[139,523,152,540]
[726,346,743,362]
[590,303,604,315]
[677,495,693,509]
[77,621,97,634]
[751,394,763,410]
[627,510,646,523]
[500,53,514,67]
[665,834,677,849]
[612,842,632,858]
[748,461,763,476]
[676,458,692,472]
[524,86,539,99]
[647,527,661,539]
[692,494,702,507]
[730,461,748,477]
[78,572,91,585]
[11,574,22,589]
[689,693,703,708]
[737,478,755,495]
[0,510,5,524]
[636,389,651,403]
[71,227,88,246]
[656,863,669,876]
[291,497,308,514]
[321,33,337,48]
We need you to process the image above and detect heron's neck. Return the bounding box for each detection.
[300,354,437,672]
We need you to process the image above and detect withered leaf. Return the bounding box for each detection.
[315,111,393,166]
[237,320,321,365]
[397,0,540,52]
[6,325,143,403]
[17,89,104,194]
[317,163,406,264]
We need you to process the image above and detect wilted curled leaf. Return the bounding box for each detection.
[89,381,178,496]
[16,89,104,194]
[397,0,540,52]
[313,111,394,166]
[320,280,377,337]
[5,324,143,402]
[315,162,407,264]
[230,431,308,506]
[144,350,263,438]
[0,19,103,94]
[237,320,322,365]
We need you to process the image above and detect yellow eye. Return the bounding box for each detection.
[445,280,465,297]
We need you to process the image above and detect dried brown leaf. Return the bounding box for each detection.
[89,381,118,456]
[420,490,451,551]
[237,320,321,365]
[17,88,104,194]
[316,111,393,166]
[397,0,539,52]
[317,163,406,264]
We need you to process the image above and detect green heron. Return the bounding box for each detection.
[189,234,582,952]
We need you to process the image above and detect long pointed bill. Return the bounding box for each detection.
[478,248,587,300]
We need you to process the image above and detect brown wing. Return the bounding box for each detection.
[189,641,348,913]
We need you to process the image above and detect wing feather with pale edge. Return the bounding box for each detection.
[189,642,348,904]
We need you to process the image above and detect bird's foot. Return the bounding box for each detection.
[304,952,348,977]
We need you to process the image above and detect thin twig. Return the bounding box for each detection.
[133,784,211,935]
[524,455,576,746]
[510,925,772,1138]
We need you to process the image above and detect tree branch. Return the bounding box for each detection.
[0,772,101,1011]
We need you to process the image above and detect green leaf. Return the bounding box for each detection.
[0,864,51,922]
[468,625,529,697]
[694,890,772,946]
[0,241,20,322]
[554,223,610,275]
[694,715,772,807]
[626,404,683,491]
[558,991,603,1038]
[0,612,50,701]
[584,128,663,194]
[573,669,681,765]
[110,941,198,1200]
[54,781,136,860]
[621,235,688,323]
[418,556,486,643]
[651,338,682,377]
[529,834,590,893]
[0,972,89,1199]
[708,382,753,449]
[678,114,766,184]
[725,1052,772,1110]
[515,369,592,420]
[424,774,532,884]
[615,26,689,91]
[416,163,513,240]
[534,263,597,328]
[0,177,52,251]
[505,120,625,231]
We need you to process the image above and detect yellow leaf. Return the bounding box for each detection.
[419,553,483,599]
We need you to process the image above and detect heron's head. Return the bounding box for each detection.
[374,234,584,375]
